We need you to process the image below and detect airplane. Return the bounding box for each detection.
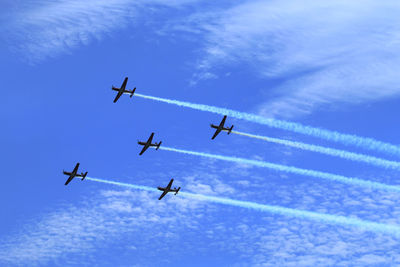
[138,132,162,155]
[63,163,88,186]
[112,77,136,103]
[210,115,234,140]
[157,179,181,200]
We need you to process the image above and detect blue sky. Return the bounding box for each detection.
[1,0,400,266]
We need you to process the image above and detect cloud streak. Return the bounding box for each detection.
[85,176,400,236]
[179,0,400,117]
[232,130,400,171]
[2,172,400,266]
[8,0,400,116]
[6,0,196,61]
[0,183,211,266]
[135,92,400,157]
[158,146,400,193]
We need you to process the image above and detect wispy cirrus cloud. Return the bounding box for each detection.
[6,0,400,117]
[2,169,400,266]
[0,187,209,265]
[174,0,400,118]
[5,0,196,62]
[6,0,135,61]
[0,171,236,266]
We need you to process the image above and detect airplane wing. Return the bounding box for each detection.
[138,133,154,155]
[73,163,80,173]
[211,128,222,140]
[139,144,149,155]
[64,174,74,186]
[113,91,124,103]
[147,132,154,143]
[220,115,227,126]
[166,179,174,189]
[158,190,168,200]
[120,77,128,90]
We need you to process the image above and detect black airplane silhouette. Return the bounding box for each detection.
[112,77,136,103]
[63,163,88,186]
[138,132,162,155]
[210,115,233,139]
[157,179,180,200]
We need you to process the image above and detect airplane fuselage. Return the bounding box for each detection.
[138,133,161,155]
[112,77,135,103]
[138,141,149,146]
[211,124,230,132]
[157,183,171,192]
[63,163,87,185]
[63,170,77,177]
[157,179,180,200]
[210,115,233,139]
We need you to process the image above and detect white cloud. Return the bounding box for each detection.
[0,188,203,266]
[7,0,400,116]
[6,0,196,62]
[177,0,400,118]
[2,173,400,266]
[0,173,236,266]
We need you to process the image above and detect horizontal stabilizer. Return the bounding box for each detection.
[130,88,136,97]
[228,125,234,134]
[81,172,88,180]
[175,187,181,195]
[156,141,162,150]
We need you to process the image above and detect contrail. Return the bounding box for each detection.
[85,176,400,236]
[134,93,400,157]
[158,146,400,193]
[231,130,400,171]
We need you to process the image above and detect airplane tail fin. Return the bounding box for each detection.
[228,125,234,134]
[130,87,136,98]
[81,172,88,181]
[175,187,181,195]
[156,141,162,150]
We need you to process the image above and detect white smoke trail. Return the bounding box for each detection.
[134,93,400,157]
[85,176,400,236]
[232,130,400,171]
[158,146,400,193]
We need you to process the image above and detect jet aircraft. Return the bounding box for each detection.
[63,163,88,186]
[112,77,136,103]
[138,132,162,155]
[210,115,234,139]
[157,179,181,200]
